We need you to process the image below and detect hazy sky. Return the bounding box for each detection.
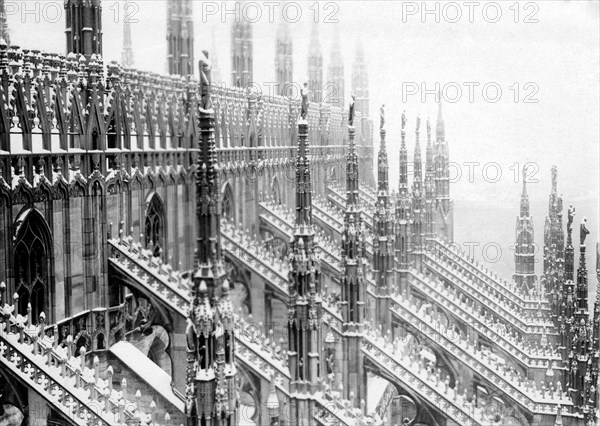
[8,0,600,301]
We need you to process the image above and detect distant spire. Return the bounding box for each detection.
[520,166,529,217]
[275,20,293,96]
[65,0,103,57]
[514,165,536,290]
[327,26,344,109]
[0,0,10,46]
[307,22,323,103]
[231,4,253,87]
[121,19,134,67]
[436,92,445,143]
[210,27,221,84]
[351,38,369,120]
[167,0,194,76]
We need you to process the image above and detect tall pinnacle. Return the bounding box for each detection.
[186,53,237,426]
[520,166,530,217]
[436,93,445,143]
[121,19,134,67]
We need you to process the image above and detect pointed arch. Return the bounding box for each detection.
[221,182,235,222]
[145,192,166,260]
[13,208,54,321]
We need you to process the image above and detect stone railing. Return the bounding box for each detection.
[407,270,561,368]
[0,286,170,426]
[386,289,571,414]
[432,240,550,309]
[43,295,136,352]
[424,254,553,336]
[326,185,375,224]
[361,325,486,426]
[107,232,294,391]
[258,201,342,273]
[222,219,290,298]
[312,196,374,256]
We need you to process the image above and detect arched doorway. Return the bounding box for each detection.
[145,193,165,260]
[222,182,235,222]
[13,209,53,321]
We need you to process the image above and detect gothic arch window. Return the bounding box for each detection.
[13,209,53,321]
[221,183,234,222]
[145,193,165,260]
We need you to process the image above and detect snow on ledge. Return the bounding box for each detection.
[110,341,185,413]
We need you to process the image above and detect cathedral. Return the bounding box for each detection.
[0,1,598,426]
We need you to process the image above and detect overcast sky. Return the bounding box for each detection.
[8,0,599,301]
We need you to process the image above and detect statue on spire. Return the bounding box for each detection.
[568,205,575,234]
[401,110,407,131]
[580,217,590,245]
[198,50,212,110]
[416,115,421,132]
[300,82,309,120]
[348,94,356,126]
[380,104,385,130]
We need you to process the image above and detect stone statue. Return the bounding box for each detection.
[198,50,212,110]
[567,205,575,233]
[416,115,421,132]
[401,110,407,131]
[380,104,385,130]
[348,94,356,127]
[300,82,309,120]
[580,217,590,245]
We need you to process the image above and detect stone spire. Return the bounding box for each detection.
[0,0,9,46]
[560,204,577,360]
[287,103,322,421]
[167,0,194,76]
[545,167,565,324]
[395,111,411,288]
[340,118,366,401]
[65,0,103,58]
[210,27,221,84]
[434,97,453,241]
[514,165,536,292]
[275,21,293,96]
[373,107,394,331]
[121,19,134,67]
[307,22,323,103]
[185,53,238,426]
[351,39,369,120]
[424,117,436,245]
[231,3,253,87]
[326,26,344,109]
[412,115,425,255]
[567,220,596,417]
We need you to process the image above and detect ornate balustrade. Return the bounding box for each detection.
[312,196,374,257]
[406,269,561,368]
[258,201,342,273]
[108,230,300,391]
[361,326,486,426]
[0,288,168,425]
[424,255,554,336]
[326,185,375,226]
[433,240,550,310]
[385,288,571,415]
[42,295,136,352]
